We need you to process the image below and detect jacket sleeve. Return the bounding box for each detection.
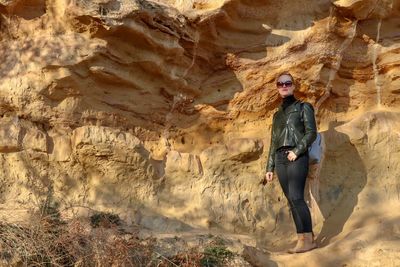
[266,114,277,172]
[292,103,317,157]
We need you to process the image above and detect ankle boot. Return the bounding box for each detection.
[287,233,305,254]
[295,232,317,253]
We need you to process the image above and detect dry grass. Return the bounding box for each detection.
[0,197,157,267]
[0,217,156,266]
[0,206,237,267]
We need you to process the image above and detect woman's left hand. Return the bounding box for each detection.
[287,151,297,161]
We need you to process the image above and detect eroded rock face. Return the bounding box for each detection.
[0,0,399,265]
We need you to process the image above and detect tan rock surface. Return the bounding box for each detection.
[0,0,399,266]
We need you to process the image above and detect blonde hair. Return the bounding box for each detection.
[275,71,295,83]
[275,71,299,90]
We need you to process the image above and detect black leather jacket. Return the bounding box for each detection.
[266,100,317,172]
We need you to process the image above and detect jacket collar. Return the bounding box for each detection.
[278,100,301,113]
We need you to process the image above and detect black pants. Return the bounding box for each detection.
[275,149,313,233]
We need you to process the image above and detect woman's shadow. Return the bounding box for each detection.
[312,121,367,247]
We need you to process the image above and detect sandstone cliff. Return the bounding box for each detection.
[0,0,399,266]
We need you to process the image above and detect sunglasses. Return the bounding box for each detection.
[276,81,293,88]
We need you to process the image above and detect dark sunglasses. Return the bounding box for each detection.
[276,81,293,88]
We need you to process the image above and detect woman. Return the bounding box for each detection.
[264,71,317,253]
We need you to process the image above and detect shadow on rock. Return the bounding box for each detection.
[316,121,367,247]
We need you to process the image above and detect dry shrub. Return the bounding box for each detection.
[155,249,204,267]
[0,213,155,266]
[154,245,235,267]
[0,202,236,267]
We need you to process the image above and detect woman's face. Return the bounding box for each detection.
[276,74,295,98]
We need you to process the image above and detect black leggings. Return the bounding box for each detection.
[275,149,313,233]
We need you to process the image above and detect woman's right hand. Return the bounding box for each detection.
[266,172,274,182]
[260,172,274,185]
